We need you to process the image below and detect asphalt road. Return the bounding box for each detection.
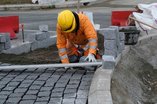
[0,7,111,31]
[0,0,156,31]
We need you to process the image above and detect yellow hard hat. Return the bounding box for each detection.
[57,10,76,33]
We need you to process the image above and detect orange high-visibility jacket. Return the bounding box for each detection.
[56,13,98,63]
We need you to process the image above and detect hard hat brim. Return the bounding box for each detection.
[63,18,76,33]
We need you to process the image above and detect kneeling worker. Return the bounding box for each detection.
[56,10,101,65]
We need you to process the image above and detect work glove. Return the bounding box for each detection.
[84,53,97,62]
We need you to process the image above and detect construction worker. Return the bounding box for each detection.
[56,10,100,65]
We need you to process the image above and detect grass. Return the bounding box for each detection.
[0,0,32,4]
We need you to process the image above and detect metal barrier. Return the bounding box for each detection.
[0,16,19,39]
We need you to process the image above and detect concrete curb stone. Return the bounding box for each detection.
[88,31,157,104]
[2,42,31,55]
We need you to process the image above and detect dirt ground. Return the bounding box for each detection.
[0,33,104,65]
[0,45,60,65]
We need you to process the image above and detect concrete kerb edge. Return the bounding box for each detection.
[2,30,56,55]
[88,47,131,104]
[88,33,157,104]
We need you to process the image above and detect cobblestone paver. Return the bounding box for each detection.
[0,67,94,104]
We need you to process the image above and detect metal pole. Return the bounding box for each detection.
[21,24,25,42]
[0,62,102,70]
[77,0,80,13]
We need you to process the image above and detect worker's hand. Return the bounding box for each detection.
[84,53,97,62]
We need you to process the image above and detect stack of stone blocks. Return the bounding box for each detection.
[2,25,56,55]
[25,31,53,51]
[0,33,11,52]
[29,25,56,51]
[89,26,125,104]
[102,26,125,58]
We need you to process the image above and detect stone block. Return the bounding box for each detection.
[26,90,38,95]
[9,93,24,98]
[7,82,20,87]
[132,33,139,43]
[44,82,55,87]
[36,97,49,102]
[119,32,125,41]
[55,82,67,88]
[89,69,112,95]
[0,43,5,51]
[102,55,115,69]
[62,98,75,104]
[119,26,136,31]
[64,89,77,94]
[39,25,49,32]
[110,26,119,29]
[35,32,50,41]
[0,35,6,43]
[78,86,90,90]
[5,34,10,42]
[14,88,27,93]
[4,41,11,50]
[34,102,47,104]
[75,99,87,104]
[33,81,45,86]
[31,36,56,51]
[38,91,50,97]
[19,100,35,104]
[109,26,119,37]
[18,84,30,88]
[29,85,41,90]
[52,88,64,93]
[49,98,62,104]
[103,28,118,40]
[88,91,113,104]
[119,41,125,52]
[64,93,76,98]
[104,49,117,58]
[104,40,117,51]
[3,87,16,91]
[51,92,63,98]
[25,33,36,42]
[77,90,88,99]
[66,85,78,89]
[6,98,21,103]
[51,31,57,36]
[2,42,31,55]
[0,33,10,42]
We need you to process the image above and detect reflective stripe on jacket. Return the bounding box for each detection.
[56,13,97,63]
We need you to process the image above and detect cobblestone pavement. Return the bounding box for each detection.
[0,67,94,104]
